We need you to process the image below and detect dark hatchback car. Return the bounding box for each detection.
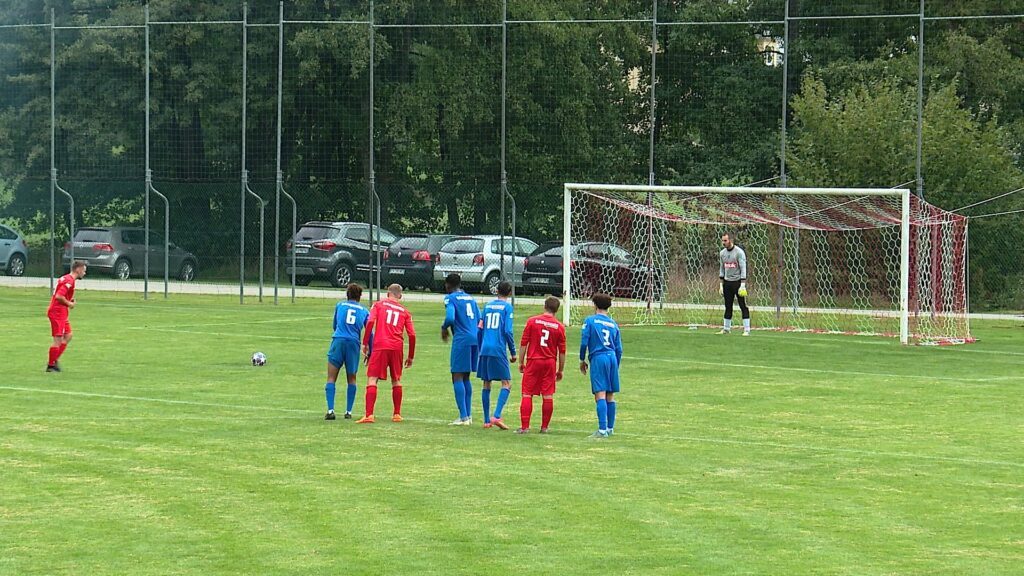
[382,234,454,291]
[286,222,398,287]
[62,226,198,281]
[522,241,664,299]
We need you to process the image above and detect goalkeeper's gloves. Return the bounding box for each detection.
[718,281,724,296]
[738,282,748,297]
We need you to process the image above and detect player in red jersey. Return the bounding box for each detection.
[46,260,87,372]
[358,284,416,424]
[515,296,566,434]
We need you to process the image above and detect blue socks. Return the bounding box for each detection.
[494,387,510,419]
[463,379,473,420]
[607,401,617,431]
[345,383,357,413]
[325,382,336,412]
[596,398,608,431]
[482,388,491,423]
[453,379,467,419]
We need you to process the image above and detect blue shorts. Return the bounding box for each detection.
[328,337,361,375]
[589,354,620,394]
[450,343,479,374]
[477,355,511,382]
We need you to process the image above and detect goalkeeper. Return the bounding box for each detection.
[718,232,751,336]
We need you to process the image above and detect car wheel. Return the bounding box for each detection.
[178,260,197,282]
[484,272,501,295]
[330,263,353,288]
[293,276,312,286]
[6,254,25,277]
[113,258,132,280]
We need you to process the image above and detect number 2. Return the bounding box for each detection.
[540,328,550,347]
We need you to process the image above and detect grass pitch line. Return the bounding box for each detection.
[3,385,1022,470]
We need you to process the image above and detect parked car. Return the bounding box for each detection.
[286,221,398,287]
[382,234,455,291]
[62,226,198,281]
[434,235,538,295]
[522,241,664,299]
[0,224,29,277]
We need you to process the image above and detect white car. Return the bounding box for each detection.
[0,224,29,277]
[433,235,538,295]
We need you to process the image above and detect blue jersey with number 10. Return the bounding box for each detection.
[443,290,481,346]
[480,299,516,358]
[333,300,370,341]
[580,314,623,363]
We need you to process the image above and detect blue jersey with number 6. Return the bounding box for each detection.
[333,300,370,341]
[580,314,623,364]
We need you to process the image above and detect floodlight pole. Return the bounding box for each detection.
[49,8,55,290]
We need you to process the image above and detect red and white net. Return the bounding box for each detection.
[567,186,972,344]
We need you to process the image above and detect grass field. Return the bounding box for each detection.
[1,287,1022,575]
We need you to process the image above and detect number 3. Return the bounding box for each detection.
[601,329,611,346]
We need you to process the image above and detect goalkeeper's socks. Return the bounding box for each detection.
[724,319,733,331]
[481,388,491,423]
[494,387,510,419]
[463,379,473,420]
[346,383,357,414]
[452,380,467,419]
[325,382,336,412]
[607,400,617,430]
[743,319,751,332]
[596,398,608,431]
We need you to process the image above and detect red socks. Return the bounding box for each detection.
[520,396,533,430]
[365,385,378,417]
[541,398,553,430]
[48,346,60,366]
[392,385,403,415]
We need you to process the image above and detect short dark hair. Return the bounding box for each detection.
[71,260,87,272]
[445,273,462,291]
[722,232,734,241]
[544,296,561,314]
[497,281,512,297]
[346,283,362,301]
[591,293,612,311]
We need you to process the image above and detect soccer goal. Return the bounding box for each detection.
[562,183,973,345]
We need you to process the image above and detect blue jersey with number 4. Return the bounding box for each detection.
[480,299,516,358]
[333,300,370,341]
[580,314,623,364]
[443,290,481,346]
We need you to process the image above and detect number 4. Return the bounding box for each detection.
[465,303,475,319]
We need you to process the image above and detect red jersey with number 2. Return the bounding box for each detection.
[48,274,76,316]
[520,314,566,361]
[363,299,417,357]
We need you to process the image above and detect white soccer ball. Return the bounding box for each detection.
[251,352,267,366]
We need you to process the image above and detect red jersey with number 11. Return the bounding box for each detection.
[363,298,417,358]
[520,313,566,361]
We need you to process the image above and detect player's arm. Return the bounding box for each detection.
[477,318,484,348]
[53,284,74,308]
[614,328,623,365]
[556,327,567,381]
[739,248,747,282]
[518,320,532,373]
[441,297,455,342]
[504,308,517,362]
[404,314,416,367]
[579,319,590,374]
[362,307,377,356]
[332,305,339,332]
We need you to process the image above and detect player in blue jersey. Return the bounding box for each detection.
[441,273,481,426]
[579,293,623,438]
[477,281,517,430]
[325,283,370,420]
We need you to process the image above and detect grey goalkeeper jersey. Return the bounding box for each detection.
[719,246,747,282]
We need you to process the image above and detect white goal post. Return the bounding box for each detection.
[561,183,973,345]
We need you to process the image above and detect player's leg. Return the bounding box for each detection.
[344,340,361,418]
[449,371,468,425]
[738,292,751,336]
[390,351,404,421]
[325,360,341,420]
[516,371,536,433]
[591,390,609,438]
[491,379,512,430]
[539,361,556,432]
[47,332,62,372]
[58,330,72,360]
[358,351,385,423]
[463,346,479,423]
[357,375,379,423]
[606,391,616,435]
[481,379,493,428]
[720,282,736,334]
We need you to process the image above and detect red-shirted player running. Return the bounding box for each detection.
[358,284,416,424]
[47,260,87,372]
[515,296,566,434]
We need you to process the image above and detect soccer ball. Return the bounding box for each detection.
[251,352,267,366]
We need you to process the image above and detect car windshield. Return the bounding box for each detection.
[441,238,484,254]
[530,243,562,257]
[74,229,112,243]
[392,237,427,251]
[295,226,334,241]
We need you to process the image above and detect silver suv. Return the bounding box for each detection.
[62,227,198,281]
[433,235,538,295]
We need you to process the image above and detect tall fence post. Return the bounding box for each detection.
[144,4,151,300]
[499,0,507,287]
[274,0,284,305]
[777,0,792,323]
[368,0,377,301]
[916,0,925,198]
[49,8,56,290]
[240,1,248,304]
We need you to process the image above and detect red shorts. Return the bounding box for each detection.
[367,349,403,381]
[522,358,557,396]
[48,312,71,337]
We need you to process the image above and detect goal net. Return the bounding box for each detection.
[562,184,972,345]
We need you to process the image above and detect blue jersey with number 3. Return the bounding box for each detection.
[443,290,481,346]
[333,300,370,341]
[580,314,623,364]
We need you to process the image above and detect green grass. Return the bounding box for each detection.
[1,287,1022,575]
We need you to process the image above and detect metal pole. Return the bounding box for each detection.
[509,190,516,304]
[144,4,151,299]
[499,0,507,284]
[900,188,911,344]
[282,182,297,302]
[562,185,572,325]
[777,0,791,322]
[274,1,284,304]
[368,0,377,300]
[244,172,265,302]
[49,8,55,289]
[148,172,170,299]
[240,1,248,304]
[916,0,925,198]
[54,176,74,266]
[648,0,657,187]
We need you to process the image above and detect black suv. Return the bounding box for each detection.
[286,222,398,287]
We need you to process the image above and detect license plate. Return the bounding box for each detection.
[391,269,405,275]
[534,277,550,283]
[295,247,308,254]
